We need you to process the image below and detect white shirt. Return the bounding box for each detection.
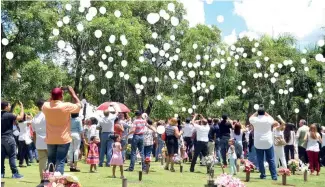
[87,125,97,140]
[18,121,30,141]
[97,114,117,133]
[183,123,194,137]
[286,131,295,145]
[194,124,210,142]
[228,146,237,160]
[31,112,47,150]
[249,115,274,149]
[232,131,243,144]
[306,132,321,152]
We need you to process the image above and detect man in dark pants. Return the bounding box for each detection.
[1,101,24,179]
[183,118,194,162]
[296,119,309,164]
[219,115,233,167]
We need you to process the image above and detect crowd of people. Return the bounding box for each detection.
[1,87,325,186]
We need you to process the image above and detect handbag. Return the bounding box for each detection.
[42,163,56,181]
[161,132,166,141]
[274,135,286,146]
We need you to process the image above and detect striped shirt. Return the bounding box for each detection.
[133,119,146,135]
[166,125,176,136]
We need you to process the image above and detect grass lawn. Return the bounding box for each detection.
[2,160,325,187]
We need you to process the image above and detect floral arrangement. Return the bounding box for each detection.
[173,154,182,164]
[144,157,151,164]
[204,155,216,170]
[214,174,246,187]
[288,159,299,172]
[46,172,81,187]
[241,160,255,172]
[278,168,291,176]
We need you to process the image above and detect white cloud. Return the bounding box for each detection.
[224,29,238,45]
[179,0,206,27]
[233,0,325,40]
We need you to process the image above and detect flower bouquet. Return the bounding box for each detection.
[214,174,246,187]
[144,157,151,174]
[288,159,299,174]
[46,172,81,187]
[279,168,291,185]
[204,155,216,179]
[241,160,255,182]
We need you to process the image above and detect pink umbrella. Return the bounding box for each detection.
[97,102,131,113]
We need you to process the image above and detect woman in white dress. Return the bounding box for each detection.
[272,121,287,168]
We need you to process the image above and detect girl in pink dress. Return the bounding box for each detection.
[86,136,100,173]
[110,135,124,178]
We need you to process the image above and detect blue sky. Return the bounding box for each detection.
[180,0,325,49]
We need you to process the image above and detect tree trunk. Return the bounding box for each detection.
[145,99,154,115]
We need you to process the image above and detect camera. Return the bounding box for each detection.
[61,86,69,91]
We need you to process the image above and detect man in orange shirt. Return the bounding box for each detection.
[42,86,81,174]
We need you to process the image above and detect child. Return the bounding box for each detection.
[110,135,124,179]
[227,139,237,175]
[87,136,100,173]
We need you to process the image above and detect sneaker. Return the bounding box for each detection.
[124,168,133,172]
[164,166,169,170]
[12,173,23,179]
[190,168,194,172]
[98,164,103,167]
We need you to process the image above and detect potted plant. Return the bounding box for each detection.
[279,168,291,185]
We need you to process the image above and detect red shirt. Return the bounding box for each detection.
[114,123,123,137]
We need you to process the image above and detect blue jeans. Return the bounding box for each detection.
[1,136,19,175]
[155,140,164,161]
[28,142,38,162]
[47,143,70,174]
[129,134,144,171]
[215,139,221,162]
[256,146,277,180]
[248,146,259,170]
[99,132,114,166]
[121,139,127,161]
[220,136,230,165]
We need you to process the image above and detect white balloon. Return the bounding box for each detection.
[300,58,307,64]
[278,63,283,69]
[5,51,14,60]
[52,29,59,36]
[171,16,179,26]
[63,16,70,24]
[196,55,201,60]
[286,80,291,85]
[271,77,276,83]
[1,38,9,46]
[176,48,181,53]
[163,13,170,20]
[294,108,300,113]
[237,86,242,90]
[89,74,95,81]
[317,39,325,47]
[315,54,323,62]
[215,72,221,78]
[304,67,309,72]
[243,53,247,58]
[163,43,171,51]
[159,50,165,57]
[105,71,113,79]
[182,61,187,67]
[170,35,175,41]
[168,100,173,105]
[77,23,84,32]
[154,77,159,82]
[201,83,206,88]
[166,61,172,66]
[88,50,94,56]
[257,51,262,56]
[304,99,309,104]
[220,64,226,70]
[141,76,147,83]
[242,88,247,94]
[114,10,121,18]
[89,7,97,17]
[264,73,269,78]
[193,43,198,49]
[109,35,116,44]
[254,104,259,110]
[147,13,160,24]
[100,89,107,95]
[173,84,178,89]
[98,61,104,67]
[252,48,256,53]
[279,89,284,95]
[205,71,210,76]
[101,54,107,60]
[124,74,130,80]
[274,72,279,78]
[188,108,193,114]
[316,82,322,87]
[86,13,93,21]
[102,65,108,71]
[139,85,144,90]
[167,3,175,12]
[99,7,106,14]
[217,15,224,23]
[121,60,128,67]
[57,40,66,49]
[105,46,111,53]
[78,5,86,12]
[136,89,141,95]
[199,96,204,102]
[290,67,295,72]
[94,30,102,38]
[57,21,63,27]
[152,32,158,39]
[108,57,114,62]
[308,93,312,98]
[284,90,288,95]
[192,105,197,109]
[159,9,166,17]
[205,89,209,93]
[217,102,221,106]
[188,62,193,68]
[253,73,258,79]
[182,107,186,112]
[157,95,162,100]
[254,42,259,47]
[264,57,269,61]
[289,87,294,92]
[318,88,323,93]
[270,100,275,105]
[210,85,215,90]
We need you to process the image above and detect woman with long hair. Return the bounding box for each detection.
[283,123,296,163]
[305,124,322,175]
[232,122,246,159]
[272,121,287,168]
[164,118,183,172]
